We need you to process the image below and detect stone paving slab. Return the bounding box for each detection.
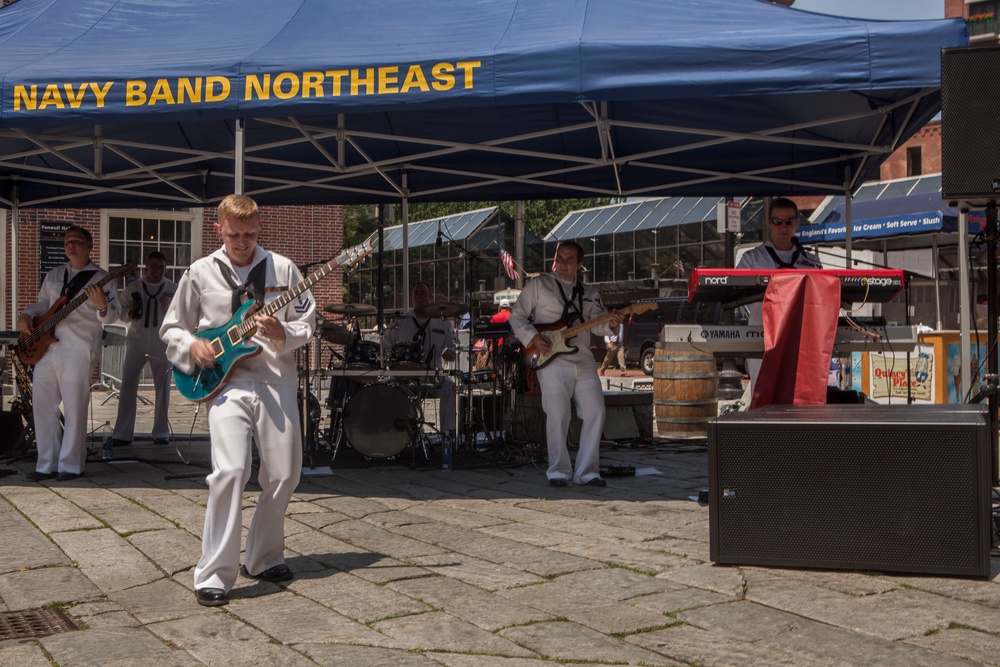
[497,580,671,635]
[39,627,199,667]
[498,620,675,665]
[372,610,538,657]
[288,569,432,624]
[50,486,176,534]
[49,528,165,594]
[626,624,828,667]
[0,566,103,610]
[4,398,1000,667]
[147,614,318,667]
[1,483,104,534]
[388,575,555,632]
[0,501,70,573]
[903,627,1000,666]
[126,527,201,577]
[226,591,401,646]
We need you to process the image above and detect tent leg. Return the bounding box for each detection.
[984,202,998,487]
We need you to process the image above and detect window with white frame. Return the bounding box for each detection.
[103,210,201,285]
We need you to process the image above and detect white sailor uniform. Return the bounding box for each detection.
[381,311,456,433]
[112,275,177,442]
[22,262,121,475]
[160,246,315,594]
[508,273,613,484]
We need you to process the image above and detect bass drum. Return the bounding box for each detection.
[342,382,421,459]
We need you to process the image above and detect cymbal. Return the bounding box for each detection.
[414,301,468,319]
[317,321,355,345]
[324,302,377,316]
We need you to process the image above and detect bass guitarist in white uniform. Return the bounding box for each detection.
[160,194,316,607]
[509,241,624,487]
[17,225,121,482]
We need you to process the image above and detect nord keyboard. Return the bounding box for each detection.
[688,268,905,305]
[659,323,918,358]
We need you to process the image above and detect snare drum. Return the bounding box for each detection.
[344,340,381,370]
[388,342,425,370]
[342,382,422,458]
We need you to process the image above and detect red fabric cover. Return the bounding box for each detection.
[750,273,841,409]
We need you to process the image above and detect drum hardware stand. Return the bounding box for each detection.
[395,415,432,468]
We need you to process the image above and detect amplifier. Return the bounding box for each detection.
[709,404,992,578]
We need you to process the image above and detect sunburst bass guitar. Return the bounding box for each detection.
[174,241,374,402]
[18,261,138,365]
[520,302,656,370]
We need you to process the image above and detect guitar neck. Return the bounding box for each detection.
[40,267,125,334]
[261,256,341,318]
[230,241,374,340]
[561,306,634,339]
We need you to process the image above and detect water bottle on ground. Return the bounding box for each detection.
[442,437,452,471]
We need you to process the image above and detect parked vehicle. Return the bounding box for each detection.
[625,297,724,375]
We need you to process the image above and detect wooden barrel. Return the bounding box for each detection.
[652,344,718,439]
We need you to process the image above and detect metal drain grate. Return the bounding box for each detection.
[0,606,78,641]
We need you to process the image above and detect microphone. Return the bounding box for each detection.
[435,221,443,248]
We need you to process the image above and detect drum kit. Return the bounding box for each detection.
[304,300,469,465]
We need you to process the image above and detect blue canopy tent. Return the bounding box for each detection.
[0,0,971,373]
[0,0,967,208]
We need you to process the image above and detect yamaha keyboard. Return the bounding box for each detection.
[688,268,905,305]
[659,323,918,357]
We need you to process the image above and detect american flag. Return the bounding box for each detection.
[551,242,560,271]
[672,258,685,278]
[499,248,520,281]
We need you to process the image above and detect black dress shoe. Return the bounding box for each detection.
[55,472,85,482]
[548,478,568,487]
[153,438,170,445]
[195,587,229,607]
[112,439,132,447]
[583,477,607,487]
[26,471,56,482]
[241,563,293,582]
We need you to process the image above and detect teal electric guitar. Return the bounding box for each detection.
[174,241,374,402]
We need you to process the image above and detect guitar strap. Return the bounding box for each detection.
[764,239,820,269]
[215,257,269,315]
[142,281,166,328]
[554,276,584,326]
[763,244,801,268]
[409,315,432,363]
[61,267,98,299]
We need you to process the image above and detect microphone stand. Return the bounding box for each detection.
[441,233,511,474]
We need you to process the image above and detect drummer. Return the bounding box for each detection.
[381,282,456,435]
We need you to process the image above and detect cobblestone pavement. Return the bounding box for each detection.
[0,387,998,666]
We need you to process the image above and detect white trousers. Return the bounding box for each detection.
[112,342,172,441]
[32,345,97,475]
[193,381,302,592]
[536,356,605,483]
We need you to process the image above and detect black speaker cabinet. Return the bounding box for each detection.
[0,411,24,455]
[942,46,1000,200]
[709,404,992,578]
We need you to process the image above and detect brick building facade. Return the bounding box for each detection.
[4,204,345,328]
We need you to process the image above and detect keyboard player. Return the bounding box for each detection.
[736,198,823,393]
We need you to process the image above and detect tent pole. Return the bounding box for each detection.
[933,235,942,331]
[843,172,852,264]
[1,207,6,329]
[515,201,525,289]
[401,173,409,308]
[984,201,999,486]
[958,206,971,406]
[10,182,18,329]
[234,119,245,195]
